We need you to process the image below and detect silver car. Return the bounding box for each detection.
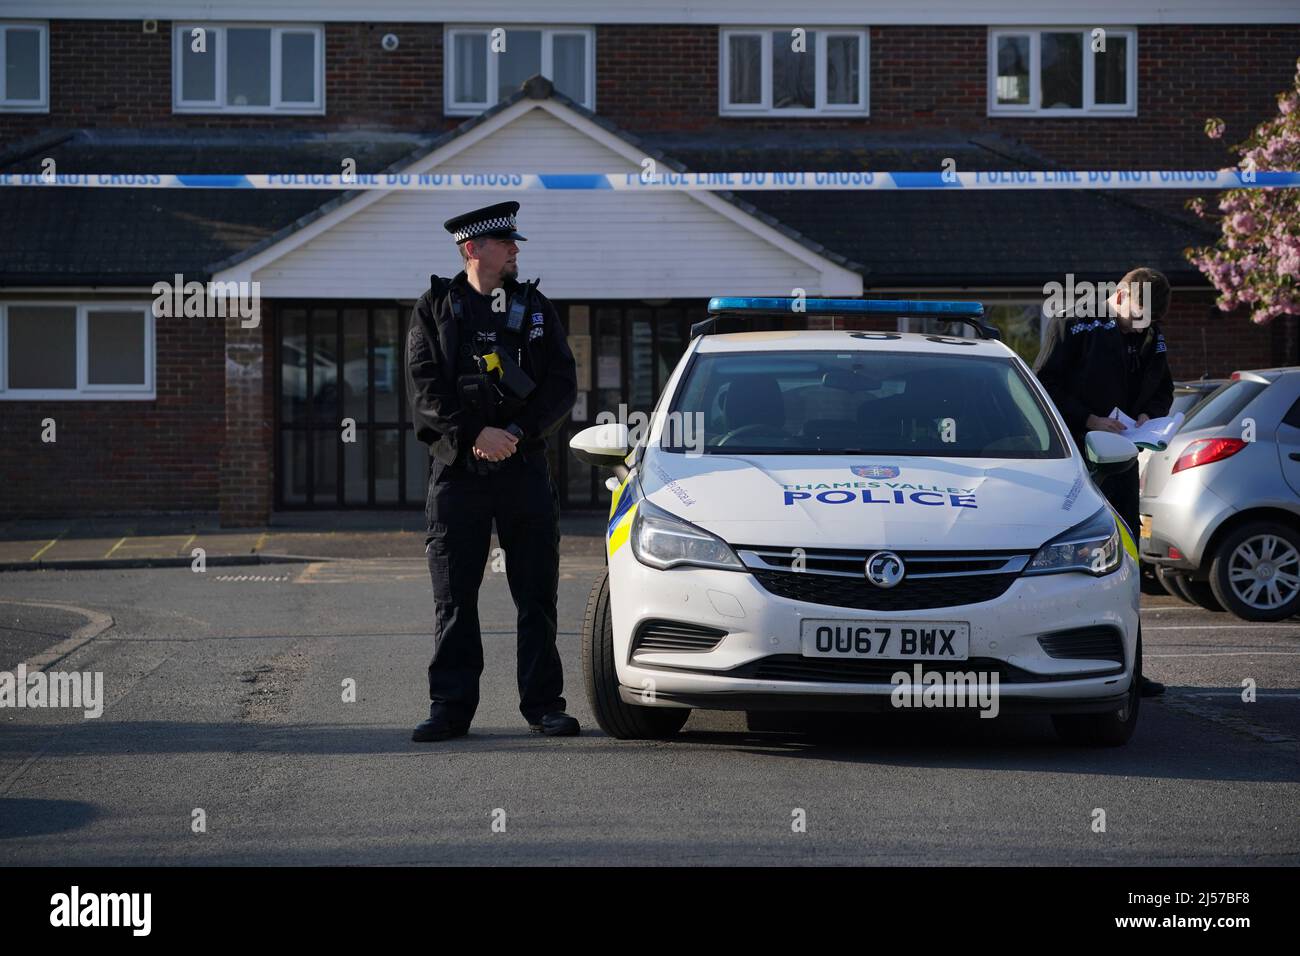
[1137,379,1228,595]
[1140,367,1300,621]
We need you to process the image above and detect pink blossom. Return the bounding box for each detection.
[1205,117,1226,139]
[1277,248,1300,278]
[1230,212,1259,234]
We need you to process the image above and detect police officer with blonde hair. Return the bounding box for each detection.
[1035,266,1173,697]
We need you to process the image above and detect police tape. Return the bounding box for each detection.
[1,170,1297,190]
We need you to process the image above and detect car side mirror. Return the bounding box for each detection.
[570,423,631,473]
[1084,430,1139,478]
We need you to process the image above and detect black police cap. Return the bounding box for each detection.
[443,201,528,243]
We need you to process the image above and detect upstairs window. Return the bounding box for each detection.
[720,28,868,116]
[173,23,324,113]
[0,22,48,111]
[989,27,1136,116]
[445,26,594,114]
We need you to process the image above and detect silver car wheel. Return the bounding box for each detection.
[1227,534,1300,610]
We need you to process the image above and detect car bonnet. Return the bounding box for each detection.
[637,447,1104,552]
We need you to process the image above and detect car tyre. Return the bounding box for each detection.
[1051,631,1141,747]
[582,568,690,740]
[1179,576,1225,613]
[1208,521,1300,622]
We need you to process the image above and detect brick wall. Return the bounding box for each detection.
[0,304,225,517]
[4,20,1295,168]
[0,20,444,143]
[595,24,1300,171]
[1163,292,1299,381]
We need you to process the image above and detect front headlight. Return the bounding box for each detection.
[630,500,744,571]
[1025,506,1122,577]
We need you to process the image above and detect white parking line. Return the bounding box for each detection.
[1178,691,1300,699]
[1143,624,1300,630]
[1146,651,1300,657]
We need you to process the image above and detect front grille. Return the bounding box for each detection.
[735,546,1029,611]
[632,619,727,654]
[728,655,1054,684]
[1038,626,1125,663]
[750,568,1018,611]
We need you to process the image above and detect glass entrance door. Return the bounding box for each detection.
[562,300,702,508]
[276,302,428,508]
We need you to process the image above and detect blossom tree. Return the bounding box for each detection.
[1185,57,1300,324]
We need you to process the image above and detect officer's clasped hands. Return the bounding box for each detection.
[473,425,519,462]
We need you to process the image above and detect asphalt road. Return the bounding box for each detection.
[1,558,1297,865]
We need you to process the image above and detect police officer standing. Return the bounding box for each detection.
[1034,265,1173,697]
[404,201,580,740]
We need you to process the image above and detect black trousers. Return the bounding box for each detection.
[423,449,565,725]
[1098,459,1140,540]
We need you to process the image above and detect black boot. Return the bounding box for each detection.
[412,707,470,742]
[528,711,580,736]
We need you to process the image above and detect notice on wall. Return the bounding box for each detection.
[567,305,590,335]
[569,334,592,391]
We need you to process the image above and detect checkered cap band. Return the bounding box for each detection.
[453,215,516,243]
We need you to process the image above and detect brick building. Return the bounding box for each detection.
[1,1,1298,524]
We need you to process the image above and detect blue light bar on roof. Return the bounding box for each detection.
[694,296,1000,340]
[706,297,985,318]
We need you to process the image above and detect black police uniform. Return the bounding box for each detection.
[1033,313,1174,536]
[403,203,578,735]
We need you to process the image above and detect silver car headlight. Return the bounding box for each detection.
[631,499,744,571]
[1025,506,1122,577]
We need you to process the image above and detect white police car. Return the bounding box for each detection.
[570,298,1143,746]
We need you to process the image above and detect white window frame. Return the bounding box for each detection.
[444,25,596,115]
[988,27,1137,117]
[719,27,869,117]
[0,302,156,400]
[0,21,49,112]
[172,22,325,115]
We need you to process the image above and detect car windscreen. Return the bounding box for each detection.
[663,349,1067,457]
[1180,379,1268,432]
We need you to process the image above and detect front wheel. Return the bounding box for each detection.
[582,568,690,740]
[1051,631,1141,747]
[1208,521,1300,622]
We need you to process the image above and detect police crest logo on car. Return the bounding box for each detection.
[865,551,906,589]
[852,465,900,479]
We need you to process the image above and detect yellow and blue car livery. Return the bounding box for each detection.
[607,472,640,555]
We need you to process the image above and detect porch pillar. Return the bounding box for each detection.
[219,303,273,527]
